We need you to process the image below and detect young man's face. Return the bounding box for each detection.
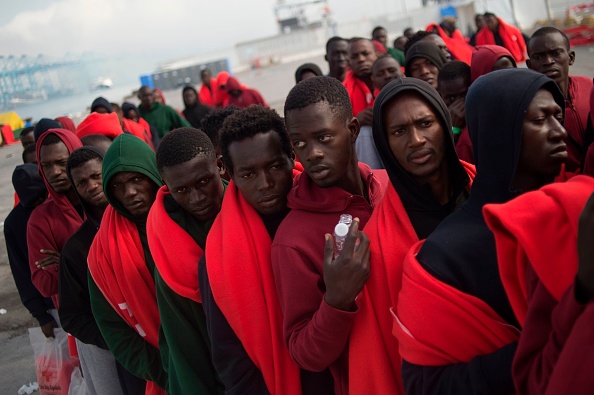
[183,89,198,107]
[408,57,440,89]
[326,40,349,73]
[126,109,139,123]
[70,159,107,208]
[161,154,224,222]
[423,34,451,61]
[138,88,154,108]
[527,32,575,88]
[348,40,378,79]
[201,71,211,85]
[373,28,388,46]
[382,92,447,183]
[372,57,402,91]
[228,131,294,216]
[108,171,158,218]
[21,133,35,148]
[287,102,358,189]
[438,76,469,107]
[40,140,72,194]
[516,89,567,181]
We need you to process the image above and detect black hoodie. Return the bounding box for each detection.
[58,147,109,348]
[4,164,54,326]
[402,69,565,394]
[182,85,212,129]
[372,77,470,239]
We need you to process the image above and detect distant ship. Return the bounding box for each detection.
[90,77,113,90]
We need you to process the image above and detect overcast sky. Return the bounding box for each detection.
[0,0,400,59]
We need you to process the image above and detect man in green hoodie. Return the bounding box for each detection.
[147,127,226,394]
[87,134,167,394]
[138,86,190,139]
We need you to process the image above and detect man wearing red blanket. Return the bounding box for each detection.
[393,69,568,394]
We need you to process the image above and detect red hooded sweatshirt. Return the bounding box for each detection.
[470,45,516,83]
[27,129,83,307]
[199,77,218,107]
[225,77,267,108]
[563,75,593,172]
[271,163,388,395]
[475,18,527,63]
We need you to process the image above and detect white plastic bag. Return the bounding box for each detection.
[28,327,79,395]
[67,368,89,395]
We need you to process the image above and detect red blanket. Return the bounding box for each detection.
[426,23,473,65]
[476,18,527,63]
[123,118,154,150]
[394,241,520,365]
[88,206,163,395]
[343,70,374,117]
[349,161,475,393]
[206,180,301,395]
[483,175,594,325]
[199,79,217,107]
[147,186,203,303]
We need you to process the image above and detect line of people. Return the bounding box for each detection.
[3,15,594,395]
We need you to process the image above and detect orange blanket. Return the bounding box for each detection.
[147,186,203,303]
[206,180,301,395]
[426,23,473,65]
[476,18,527,63]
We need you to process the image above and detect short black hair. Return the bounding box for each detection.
[349,37,373,45]
[40,133,63,147]
[284,76,352,124]
[326,36,347,53]
[201,69,211,76]
[67,148,103,172]
[372,55,400,73]
[372,26,386,36]
[403,27,414,35]
[393,36,406,48]
[21,126,34,137]
[81,134,113,146]
[220,105,292,172]
[200,106,239,151]
[22,144,36,163]
[483,12,496,18]
[404,31,434,53]
[528,26,570,52]
[156,127,216,172]
[438,60,471,85]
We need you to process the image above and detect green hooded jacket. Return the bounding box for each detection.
[88,134,168,389]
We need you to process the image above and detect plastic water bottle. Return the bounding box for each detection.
[333,214,353,259]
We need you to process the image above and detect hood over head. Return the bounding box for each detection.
[466,68,564,207]
[33,118,62,141]
[90,97,113,113]
[76,112,123,140]
[66,146,106,225]
[12,163,47,209]
[182,84,199,107]
[294,63,324,84]
[225,76,242,92]
[216,71,230,88]
[372,77,469,238]
[102,133,162,219]
[470,45,516,83]
[55,116,76,133]
[121,102,139,118]
[404,41,447,77]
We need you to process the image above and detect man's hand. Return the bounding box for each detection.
[356,108,373,127]
[323,218,371,311]
[577,192,594,301]
[36,249,60,270]
[40,320,57,338]
[448,97,466,129]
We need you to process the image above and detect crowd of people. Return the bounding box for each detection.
[4,10,594,395]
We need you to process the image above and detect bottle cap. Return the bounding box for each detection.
[334,223,349,237]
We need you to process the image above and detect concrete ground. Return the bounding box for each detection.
[0,47,593,393]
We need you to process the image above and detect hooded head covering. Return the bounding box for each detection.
[404,41,448,77]
[76,112,123,139]
[181,84,212,128]
[470,45,516,83]
[102,134,162,219]
[225,76,242,93]
[33,118,62,141]
[66,146,106,225]
[36,128,83,196]
[153,88,166,104]
[55,116,76,133]
[372,78,469,238]
[90,97,112,113]
[294,63,324,84]
[12,163,47,209]
[121,102,139,119]
[466,68,564,207]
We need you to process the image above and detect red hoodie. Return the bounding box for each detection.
[199,77,218,107]
[426,23,473,65]
[470,45,516,83]
[225,77,267,108]
[271,163,388,395]
[27,129,83,307]
[563,75,593,172]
